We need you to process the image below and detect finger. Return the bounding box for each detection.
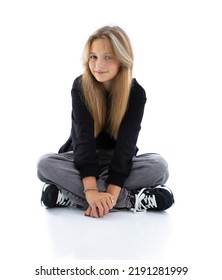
[91,205,99,218]
[97,204,105,217]
[105,197,115,210]
[107,194,115,204]
[84,206,92,216]
[101,202,109,215]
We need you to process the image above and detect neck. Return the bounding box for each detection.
[102,81,112,92]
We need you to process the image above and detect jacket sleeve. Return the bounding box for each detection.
[106,81,147,187]
[71,77,98,179]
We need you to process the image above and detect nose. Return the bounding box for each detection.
[96,58,105,69]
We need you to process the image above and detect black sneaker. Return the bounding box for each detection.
[130,185,174,212]
[41,184,76,208]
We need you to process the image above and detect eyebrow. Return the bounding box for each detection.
[89,52,113,55]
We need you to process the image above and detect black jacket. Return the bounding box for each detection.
[59,75,147,187]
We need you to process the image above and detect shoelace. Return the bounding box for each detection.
[130,188,157,213]
[56,191,75,206]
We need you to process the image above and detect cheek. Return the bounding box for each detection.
[112,65,120,75]
[88,61,94,72]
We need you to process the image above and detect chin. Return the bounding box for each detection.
[94,75,108,83]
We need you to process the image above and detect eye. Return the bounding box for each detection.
[105,56,112,60]
[90,55,97,60]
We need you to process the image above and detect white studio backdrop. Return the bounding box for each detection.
[0,0,221,279]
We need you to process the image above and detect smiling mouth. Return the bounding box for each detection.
[95,71,108,74]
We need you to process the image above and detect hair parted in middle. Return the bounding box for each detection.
[81,25,134,139]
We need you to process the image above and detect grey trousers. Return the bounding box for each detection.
[37,150,169,209]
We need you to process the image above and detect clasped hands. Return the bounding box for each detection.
[84,183,121,218]
[84,190,116,218]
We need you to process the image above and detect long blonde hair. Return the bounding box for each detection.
[81,26,134,139]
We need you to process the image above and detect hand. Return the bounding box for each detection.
[84,191,115,218]
[106,184,121,206]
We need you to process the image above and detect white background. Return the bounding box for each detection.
[0,0,222,279]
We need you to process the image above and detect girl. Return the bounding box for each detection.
[37,25,174,218]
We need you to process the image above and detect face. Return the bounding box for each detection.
[89,39,121,91]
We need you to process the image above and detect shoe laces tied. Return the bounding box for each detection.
[130,188,157,213]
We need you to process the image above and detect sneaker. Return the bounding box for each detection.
[130,185,174,213]
[41,184,76,208]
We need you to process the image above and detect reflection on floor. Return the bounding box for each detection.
[1,175,221,279]
[41,207,172,260]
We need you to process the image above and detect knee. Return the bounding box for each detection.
[156,154,168,171]
[155,154,169,182]
[37,153,55,178]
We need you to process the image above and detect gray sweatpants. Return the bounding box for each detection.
[37,150,169,209]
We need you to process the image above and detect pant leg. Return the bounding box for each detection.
[37,152,88,208]
[123,153,169,191]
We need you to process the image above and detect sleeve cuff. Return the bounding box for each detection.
[79,165,98,179]
[106,173,127,188]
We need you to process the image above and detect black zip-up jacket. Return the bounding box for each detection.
[59,75,147,187]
